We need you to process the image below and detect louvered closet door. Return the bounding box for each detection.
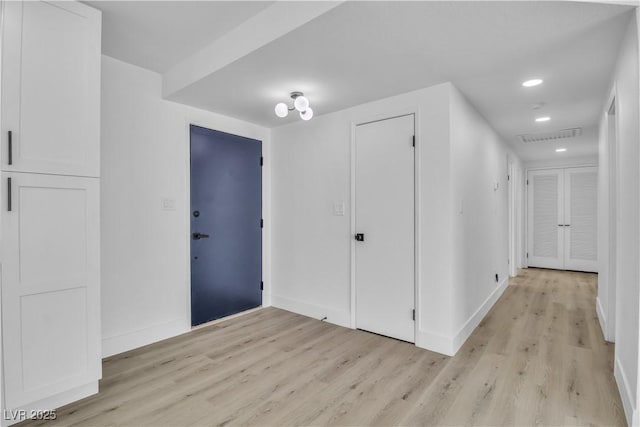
[528,169,564,269]
[564,167,598,272]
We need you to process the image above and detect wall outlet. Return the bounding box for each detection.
[333,202,346,216]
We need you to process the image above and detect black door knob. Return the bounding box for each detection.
[355,233,365,242]
[193,232,210,240]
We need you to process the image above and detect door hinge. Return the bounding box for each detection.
[526,179,529,185]
[260,281,264,291]
[412,135,415,147]
[412,309,415,321]
[260,156,264,166]
[526,252,529,258]
[260,219,264,228]
[507,174,510,181]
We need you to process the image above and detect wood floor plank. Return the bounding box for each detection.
[17,269,626,427]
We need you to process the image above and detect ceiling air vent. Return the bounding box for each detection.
[518,127,582,144]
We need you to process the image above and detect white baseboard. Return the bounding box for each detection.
[2,381,97,427]
[271,294,350,328]
[451,277,509,354]
[416,329,455,356]
[273,276,507,358]
[615,356,638,426]
[596,296,611,342]
[262,292,272,307]
[416,277,509,357]
[102,317,189,358]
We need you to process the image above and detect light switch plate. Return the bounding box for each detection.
[162,198,176,211]
[333,202,346,216]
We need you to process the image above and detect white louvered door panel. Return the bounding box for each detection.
[564,167,598,272]
[528,169,564,269]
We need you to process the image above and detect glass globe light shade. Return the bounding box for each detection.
[274,102,289,118]
[300,107,314,121]
[294,96,309,112]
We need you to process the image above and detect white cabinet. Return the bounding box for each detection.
[1,173,100,409]
[1,1,101,177]
[0,1,101,423]
[527,167,598,272]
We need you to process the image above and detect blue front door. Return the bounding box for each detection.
[190,125,262,326]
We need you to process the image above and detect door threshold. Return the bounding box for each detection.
[191,306,264,331]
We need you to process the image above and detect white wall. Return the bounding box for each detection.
[271,83,453,348]
[596,10,640,427]
[449,87,522,350]
[100,55,271,357]
[271,82,520,356]
[525,155,599,170]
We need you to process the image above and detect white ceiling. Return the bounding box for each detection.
[90,1,635,162]
[85,1,274,72]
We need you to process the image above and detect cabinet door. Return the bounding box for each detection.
[1,172,100,409]
[1,1,101,177]
[564,167,598,272]
[527,169,564,269]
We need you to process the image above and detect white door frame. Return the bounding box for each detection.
[349,108,420,344]
[507,155,517,277]
[516,166,524,270]
[603,87,619,342]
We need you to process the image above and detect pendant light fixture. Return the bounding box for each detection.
[274,91,313,121]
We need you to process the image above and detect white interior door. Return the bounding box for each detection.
[527,169,564,269]
[564,167,598,272]
[355,114,415,343]
[1,172,101,409]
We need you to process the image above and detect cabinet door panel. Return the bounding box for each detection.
[19,185,88,291]
[1,1,101,176]
[21,288,89,392]
[1,172,100,409]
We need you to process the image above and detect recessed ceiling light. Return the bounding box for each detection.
[522,79,543,87]
[535,116,551,122]
[556,148,567,152]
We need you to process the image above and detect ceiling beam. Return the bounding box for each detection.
[162,1,343,99]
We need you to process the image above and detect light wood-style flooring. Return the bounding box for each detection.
[22,268,625,426]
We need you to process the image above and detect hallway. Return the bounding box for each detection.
[21,269,625,426]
